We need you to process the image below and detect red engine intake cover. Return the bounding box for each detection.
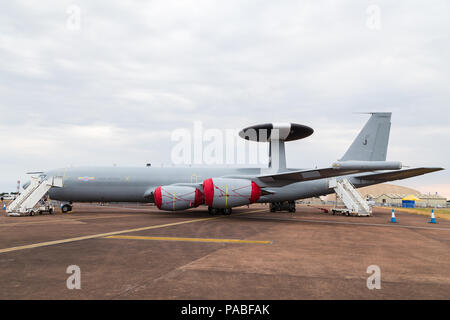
[154,186,162,209]
[203,178,214,206]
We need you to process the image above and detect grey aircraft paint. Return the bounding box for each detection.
[46,166,442,204]
[341,112,391,161]
[44,113,443,208]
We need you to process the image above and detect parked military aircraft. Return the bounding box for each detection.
[41,112,442,214]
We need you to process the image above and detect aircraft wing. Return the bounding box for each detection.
[258,167,372,184]
[144,167,443,197]
[355,167,444,182]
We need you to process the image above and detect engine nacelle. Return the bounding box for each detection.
[203,178,261,209]
[154,186,203,211]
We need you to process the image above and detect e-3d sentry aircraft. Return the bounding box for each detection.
[35,113,443,214]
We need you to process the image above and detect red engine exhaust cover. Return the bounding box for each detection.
[250,181,261,203]
[194,188,204,207]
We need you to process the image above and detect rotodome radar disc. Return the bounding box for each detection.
[238,122,314,142]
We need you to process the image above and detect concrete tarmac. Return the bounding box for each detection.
[0,204,449,299]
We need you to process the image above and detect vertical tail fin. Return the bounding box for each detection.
[340,112,392,161]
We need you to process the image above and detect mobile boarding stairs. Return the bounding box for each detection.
[6,176,63,216]
[329,178,372,216]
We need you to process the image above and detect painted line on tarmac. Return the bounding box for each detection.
[105,235,272,244]
[236,215,450,231]
[0,219,86,227]
[0,214,154,227]
[75,203,159,211]
[0,209,266,254]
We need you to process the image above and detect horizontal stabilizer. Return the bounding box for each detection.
[356,167,444,182]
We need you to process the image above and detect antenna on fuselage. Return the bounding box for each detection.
[238,122,314,173]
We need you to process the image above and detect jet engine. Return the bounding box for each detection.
[202,178,261,208]
[154,186,203,211]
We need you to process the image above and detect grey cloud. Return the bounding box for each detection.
[0,0,449,195]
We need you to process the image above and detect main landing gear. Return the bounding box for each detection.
[208,207,232,216]
[61,204,73,213]
[270,201,296,213]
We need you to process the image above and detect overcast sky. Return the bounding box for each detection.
[0,1,449,197]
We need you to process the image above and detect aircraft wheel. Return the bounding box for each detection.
[49,208,53,215]
[223,208,232,215]
[61,204,72,213]
[209,207,220,215]
[29,210,35,216]
[288,202,294,212]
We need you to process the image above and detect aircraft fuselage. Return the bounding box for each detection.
[46,166,373,204]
